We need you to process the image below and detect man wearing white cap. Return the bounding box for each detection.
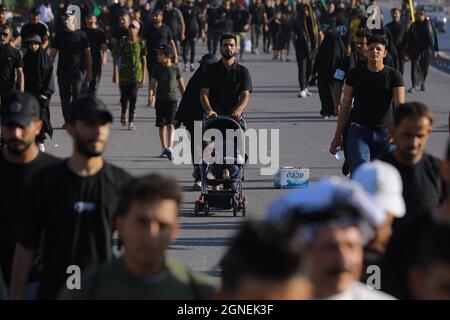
[352,160,406,282]
[266,177,396,300]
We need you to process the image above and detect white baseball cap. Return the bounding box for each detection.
[352,160,406,218]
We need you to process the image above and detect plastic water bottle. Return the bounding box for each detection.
[335,147,344,161]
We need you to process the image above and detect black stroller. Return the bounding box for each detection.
[194,116,247,217]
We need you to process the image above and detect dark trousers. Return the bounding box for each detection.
[317,76,335,116]
[58,71,85,123]
[411,50,430,87]
[251,24,263,51]
[295,51,314,90]
[263,28,270,52]
[86,66,102,95]
[182,37,197,65]
[398,55,405,75]
[119,81,139,122]
[207,28,222,55]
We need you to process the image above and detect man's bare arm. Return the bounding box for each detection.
[16,67,24,92]
[393,86,405,107]
[232,90,250,118]
[200,88,215,115]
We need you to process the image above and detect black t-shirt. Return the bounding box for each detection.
[231,8,250,33]
[164,8,183,39]
[206,6,225,30]
[20,22,49,46]
[18,160,132,299]
[202,61,252,115]
[82,27,107,65]
[249,3,265,25]
[380,152,446,299]
[144,23,173,63]
[345,66,404,129]
[0,44,23,93]
[319,11,336,31]
[0,151,60,286]
[53,29,90,76]
[112,27,129,42]
[180,4,202,35]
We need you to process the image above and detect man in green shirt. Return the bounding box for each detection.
[113,20,147,131]
[59,174,216,299]
[149,44,185,160]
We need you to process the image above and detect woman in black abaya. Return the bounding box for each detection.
[23,34,54,151]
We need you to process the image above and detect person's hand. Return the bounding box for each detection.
[86,72,93,82]
[232,109,243,120]
[433,51,439,59]
[180,34,185,41]
[264,25,269,32]
[334,105,340,116]
[329,136,343,154]
[112,73,119,84]
[243,25,249,32]
[39,95,48,101]
[206,110,217,118]
[148,95,155,107]
[200,31,206,42]
[385,135,394,144]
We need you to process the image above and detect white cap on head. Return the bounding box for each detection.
[352,160,406,218]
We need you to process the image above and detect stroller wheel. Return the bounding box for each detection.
[203,201,210,216]
[242,196,247,217]
[232,200,238,217]
[194,201,200,216]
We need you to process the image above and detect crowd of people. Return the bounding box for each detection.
[0,0,449,301]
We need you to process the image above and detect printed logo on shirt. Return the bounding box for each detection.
[73,201,96,213]
[333,69,346,81]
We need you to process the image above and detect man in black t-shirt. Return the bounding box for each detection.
[10,96,132,300]
[200,33,252,127]
[82,13,108,95]
[0,4,20,48]
[231,2,250,61]
[0,92,60,300]
[206,0,226,55]
[20,8,50,50]
[330,33,405,176]
[180,0,204,72]
[379,102,446,300]
[163,0,185,57]
[144,10,179,80]
[249,0,266,54]
[0,25,24,101]
[50,13,93,126]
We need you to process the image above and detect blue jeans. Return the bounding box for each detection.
[347,123,395,176]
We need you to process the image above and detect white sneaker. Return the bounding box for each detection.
[193,180,202,191]
[306,88,312,96]
[184,64,189,72]
[297,90,307,98]
[190,64,195,72]
[38,143,45,152]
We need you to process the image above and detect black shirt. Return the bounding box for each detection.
[202,60,252,115]
[0,44,23,93]
[112,27,129,42]
[180,4,202,36]
[0,151,60,286]
[386,21,406,50]
[53,29,90,77]
[20,22,49,46]
[380,152,446,299]
[82,27,107,65]
[346,66,404,129]
[206,5,225,30]
[18,160,132,299]
[164,8,184,39]
[249,3,265,25]
[231,7,250,33]
[144,23,173,63]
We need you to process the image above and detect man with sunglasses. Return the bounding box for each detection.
[0,4,20,48]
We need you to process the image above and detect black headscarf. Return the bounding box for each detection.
[23,44,54,96]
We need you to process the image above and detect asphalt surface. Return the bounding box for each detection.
[45,16,450,281]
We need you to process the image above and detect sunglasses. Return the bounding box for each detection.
[0,32,9,37]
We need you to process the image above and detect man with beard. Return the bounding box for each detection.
[386,8,407,75]
[0,92,60,299]
[380,102,446,299]
[200,33,252,129]
[266,177,396,299]
[10,95,132,300]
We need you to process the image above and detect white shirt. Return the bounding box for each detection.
[324,282,397,300]
[39,4,54,23]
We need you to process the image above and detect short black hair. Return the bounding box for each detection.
[220,221,307,292]
[414,222,450,270]
[393,102,434,127]
[220,33,237,47]
[367,33,388,47]
[355,28,372,39]
[116,174,182,218]
[391,8,400,13]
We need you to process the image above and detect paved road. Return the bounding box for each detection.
[45,31,449,280]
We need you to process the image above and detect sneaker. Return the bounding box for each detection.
[159,148,168,158]
[193,180,202,191]
[128,122,136,131]
[184,64,189,72]
[166,147,174,161]
[297,90,307,98]
[305,88,312,96]
[38,143,45,152]
[206,171,216,180]
[408,87,416,93]
[190,64,195,72]
[420,85,426,91]
[341,158,350,176]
